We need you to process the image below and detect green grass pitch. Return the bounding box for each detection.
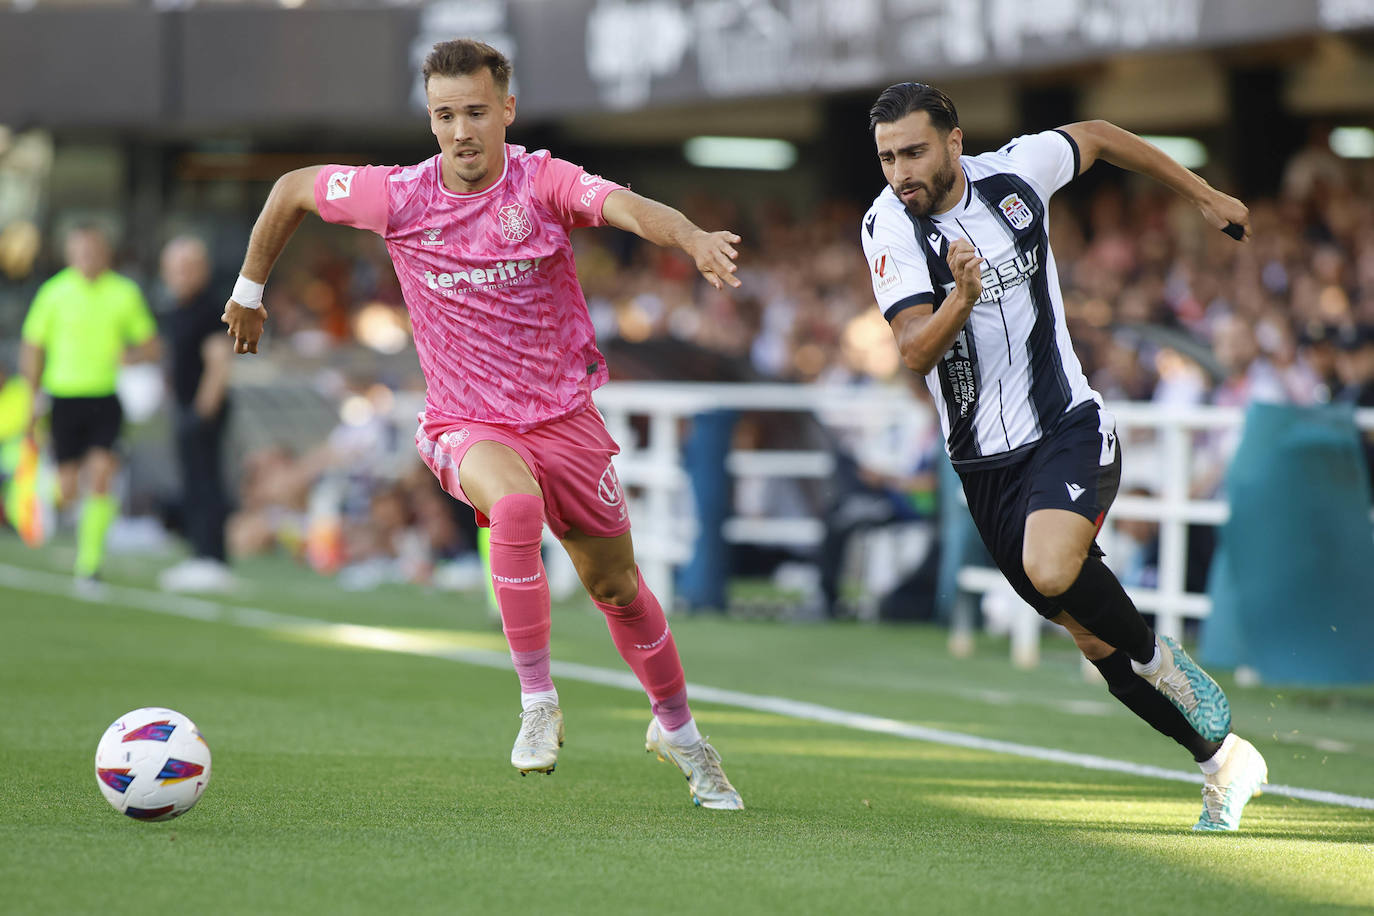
[1,534,1371,915]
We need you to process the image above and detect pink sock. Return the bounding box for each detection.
[489,494,553,694]
[594,568,692,730]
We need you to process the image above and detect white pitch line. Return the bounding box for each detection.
[3,561,1371,812]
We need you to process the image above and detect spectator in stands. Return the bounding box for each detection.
[1210,313,1288,409]
[811,375,940,619]
[1281,122,1349,202]
[227,444,314,558]
[1295,322,1343,403]
[1335,324,1374,490]
[1114,486,1160,591]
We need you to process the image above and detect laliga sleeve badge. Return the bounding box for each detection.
[870,246,902,294]
[326,170,356,201]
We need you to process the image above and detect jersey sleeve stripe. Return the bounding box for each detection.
[1053,128,1081,179]
[883,291,934,322]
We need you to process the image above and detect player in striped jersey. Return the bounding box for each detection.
[862,82,1266,831]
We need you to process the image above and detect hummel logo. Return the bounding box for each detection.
[865,213,877,238]
[421,227,444,247]
[1066,482,1085,501]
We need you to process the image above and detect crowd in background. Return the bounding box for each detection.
[4,137,1374,594]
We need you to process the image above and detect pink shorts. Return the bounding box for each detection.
[415,406,630,539]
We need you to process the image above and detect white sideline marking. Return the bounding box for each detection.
[3,562,1372,812]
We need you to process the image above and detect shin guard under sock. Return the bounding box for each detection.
[75,493,115,577]
[594,569,691,730]
[489,494,553,694]
[1052,556,1156,663]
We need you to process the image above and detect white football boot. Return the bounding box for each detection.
[511,702,563,775]
[1133,635,1232,742]
[645,720,744,810]
[1194,734,1268,831]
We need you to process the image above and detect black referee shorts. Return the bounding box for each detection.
[50,394,124,464]
[957,400,1122,618]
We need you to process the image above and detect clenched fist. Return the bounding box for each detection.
[947,238,985,307]
[222,300,268,355]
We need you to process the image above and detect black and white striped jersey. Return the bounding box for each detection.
[861,129,1100,471]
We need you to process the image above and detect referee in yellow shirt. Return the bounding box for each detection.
[20,224,160,581]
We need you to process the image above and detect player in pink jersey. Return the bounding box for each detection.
[222,39,742,809]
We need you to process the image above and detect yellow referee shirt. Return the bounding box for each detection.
[21,267,157,397]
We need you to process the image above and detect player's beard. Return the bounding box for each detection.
[900,152,958,218]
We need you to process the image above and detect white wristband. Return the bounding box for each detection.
[232,275,265,309]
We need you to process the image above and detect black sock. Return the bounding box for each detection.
[1052,556,1155,663]
[1091,650,1223,763]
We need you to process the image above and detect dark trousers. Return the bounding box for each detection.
[175,404,229,563]
[818,486,924,616]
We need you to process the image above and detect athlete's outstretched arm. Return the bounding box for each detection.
[1058,120,1251,241]
[223,166,323,354]
[601,189,741,290]
[891,239,983,375]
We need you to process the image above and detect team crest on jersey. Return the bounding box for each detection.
[870,246,902,294]
[325,170,355,201]
[998,193,1034,230]
[498,204,532,242]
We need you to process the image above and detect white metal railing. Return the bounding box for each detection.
[595,382,1374,662]
[596,382,925,606]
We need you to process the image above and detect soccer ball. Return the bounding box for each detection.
[94,707,212,821]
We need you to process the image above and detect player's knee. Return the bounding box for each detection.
[585,567,639,608]
[488,493,544,546]
[87,453,118,493]
[1023,547,1082,598]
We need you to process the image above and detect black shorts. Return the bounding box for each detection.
[957,400,1122,618]
[49,395,124,464]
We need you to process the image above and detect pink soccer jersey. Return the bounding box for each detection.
[314,146,624,431]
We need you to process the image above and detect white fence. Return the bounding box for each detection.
[595,382,1374,664]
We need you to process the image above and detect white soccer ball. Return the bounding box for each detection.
[94,707,212,821]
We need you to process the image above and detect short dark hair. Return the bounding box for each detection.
[422,39,512,93]
[68,221,106,238]
[868,82,959,133]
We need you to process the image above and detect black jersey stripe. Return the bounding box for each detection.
[1053,128,1081,178]
[883,291,934,322]
[907,211,982,463]
[1004,173,1070,430]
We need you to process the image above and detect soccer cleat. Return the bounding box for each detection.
[159,558,236,593]
[511,702,563,775]
[1194,734,1268,831]
[72,572,107,601]
[1134,635,1231,742]
[645,720,744,810]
